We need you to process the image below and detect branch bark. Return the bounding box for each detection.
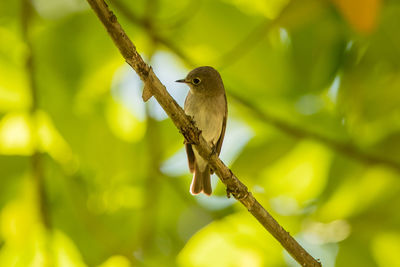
[85,0,322,266]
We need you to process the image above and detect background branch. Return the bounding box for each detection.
[22,0,51,230]
[137,1,162,252]
[229,92,400,173]
[21,1,53,266]
[109,0,195,65]
[85,0,322,266]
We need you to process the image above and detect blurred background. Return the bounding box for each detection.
[1,0,400,266]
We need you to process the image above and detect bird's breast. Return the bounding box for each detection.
[184,93,225,144]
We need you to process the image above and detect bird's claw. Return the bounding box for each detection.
[210,141,218,155]
[186,114,196,124]
[226,187,234,198]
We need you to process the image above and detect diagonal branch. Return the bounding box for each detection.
[85,0,322,266]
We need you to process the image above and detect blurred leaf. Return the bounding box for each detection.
[335,233,377,267]
[371,232,400,267]
[105,98,146,143]
[98,255,131,267]
[230,132,297,182]
[177,212,285,267]
[53,230,87,267]
[289,16,346,94]
[0,27,30,113]
[222,0,289,19]
[261,140,332,208]
[0,112,34,155]
[318,167,399,221]
[0,156,28,206]
[0,177,49,267]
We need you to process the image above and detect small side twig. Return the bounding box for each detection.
[85,1,322,266]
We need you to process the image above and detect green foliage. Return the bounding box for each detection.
[1,0,399,266]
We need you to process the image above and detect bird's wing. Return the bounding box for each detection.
[185,143,195,173]
[210,94,227,175]
[184,92,195,173]
[215,93,227,156]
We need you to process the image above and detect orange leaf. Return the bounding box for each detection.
[331,0,381,34]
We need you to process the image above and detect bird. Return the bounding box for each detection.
[176,66,227,195]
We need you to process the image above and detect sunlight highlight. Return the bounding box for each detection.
[319,167,398,220]
[98,255,130,267]
[223,0,289,18]
[37,111,75,170]
[262,140,332,209]
[106,99,146,143]
[0,113,33,155]
[372,232,400,267]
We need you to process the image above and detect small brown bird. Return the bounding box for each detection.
[176,66,227,195]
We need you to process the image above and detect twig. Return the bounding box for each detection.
[85,1,322,266]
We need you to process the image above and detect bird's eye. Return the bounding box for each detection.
[192,78,201,85]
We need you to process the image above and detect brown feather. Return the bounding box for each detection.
[202,166,212,195]
[190,163,211,195]
[211,93,227,174]
[185,143,195,173]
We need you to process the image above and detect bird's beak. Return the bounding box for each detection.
[175,79,187,83]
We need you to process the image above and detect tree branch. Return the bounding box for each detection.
[85,0,322,266]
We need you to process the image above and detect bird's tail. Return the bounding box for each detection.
[190,163,212,196]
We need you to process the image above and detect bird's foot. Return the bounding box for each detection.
[210,141,218,155]
[226,187,234,198]
[186,114,196,124]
